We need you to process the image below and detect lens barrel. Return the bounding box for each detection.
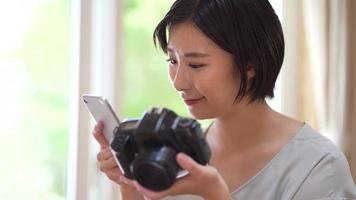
[132,146,179,191]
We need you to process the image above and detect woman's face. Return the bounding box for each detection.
[167,22,241,119]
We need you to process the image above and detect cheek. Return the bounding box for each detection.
[200,72,239,102]
[168,67,176,83]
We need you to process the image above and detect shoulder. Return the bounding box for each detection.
[288,124,348,163]
[290,124,356,199]
[230,123,355,200]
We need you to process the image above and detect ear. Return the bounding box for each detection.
[247,64,256,80]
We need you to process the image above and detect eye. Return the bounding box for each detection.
[166,58,177,65]
[189,64,206,68]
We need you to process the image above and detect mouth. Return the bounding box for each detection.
[183,97,205,106]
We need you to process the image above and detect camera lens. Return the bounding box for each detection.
[132,146,180,191]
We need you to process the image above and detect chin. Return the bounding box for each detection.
[186,108,216,120]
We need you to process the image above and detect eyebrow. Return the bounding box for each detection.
[167,47,210,58]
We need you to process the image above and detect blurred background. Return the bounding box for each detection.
[0,0,354,199]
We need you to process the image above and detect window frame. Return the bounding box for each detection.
[67,0,123,199]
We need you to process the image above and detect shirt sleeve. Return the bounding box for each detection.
[292,151,356,200]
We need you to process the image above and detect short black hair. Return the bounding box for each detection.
[153,0,284,102]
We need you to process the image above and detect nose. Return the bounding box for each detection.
[169,64,190,92]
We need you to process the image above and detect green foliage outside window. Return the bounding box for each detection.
[122,0,186,118]
[0,0,69,199]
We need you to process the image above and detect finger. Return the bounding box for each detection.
[99,157,118,171]
[105,168,121,183]
[92,121,109,149]
[133,177,188,200]
[105,167,122,183]
[176,153,204,176]
[97,147,113,161]
[133,181,164,199]
[119,175,135,187]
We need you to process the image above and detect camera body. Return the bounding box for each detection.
[110,107,211,191]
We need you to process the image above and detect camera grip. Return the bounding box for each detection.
[111,126,135,178]
[178,121,212,165]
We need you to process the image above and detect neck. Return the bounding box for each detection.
[207,99,279,153]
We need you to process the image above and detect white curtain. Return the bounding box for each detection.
[282,0,356,182]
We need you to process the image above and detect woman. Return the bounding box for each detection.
[93,0,356,199]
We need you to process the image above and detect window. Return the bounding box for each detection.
[0,0,70,199]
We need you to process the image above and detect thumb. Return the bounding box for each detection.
[176,153,204,176]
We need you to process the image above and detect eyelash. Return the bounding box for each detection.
[189,64,206,68]
[166,58,206,68]
[166,58,177,65]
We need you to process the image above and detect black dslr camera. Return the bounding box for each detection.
[110,107,211,191]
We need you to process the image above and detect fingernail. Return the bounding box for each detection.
[177,153,187,160]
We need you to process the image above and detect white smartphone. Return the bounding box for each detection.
[82,95,120,142]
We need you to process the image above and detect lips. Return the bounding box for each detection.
[183,97,205,106]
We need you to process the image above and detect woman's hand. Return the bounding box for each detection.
[93,121,144,200]
[129,153,231,200]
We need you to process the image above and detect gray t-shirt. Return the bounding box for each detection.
[160,124,356,200]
